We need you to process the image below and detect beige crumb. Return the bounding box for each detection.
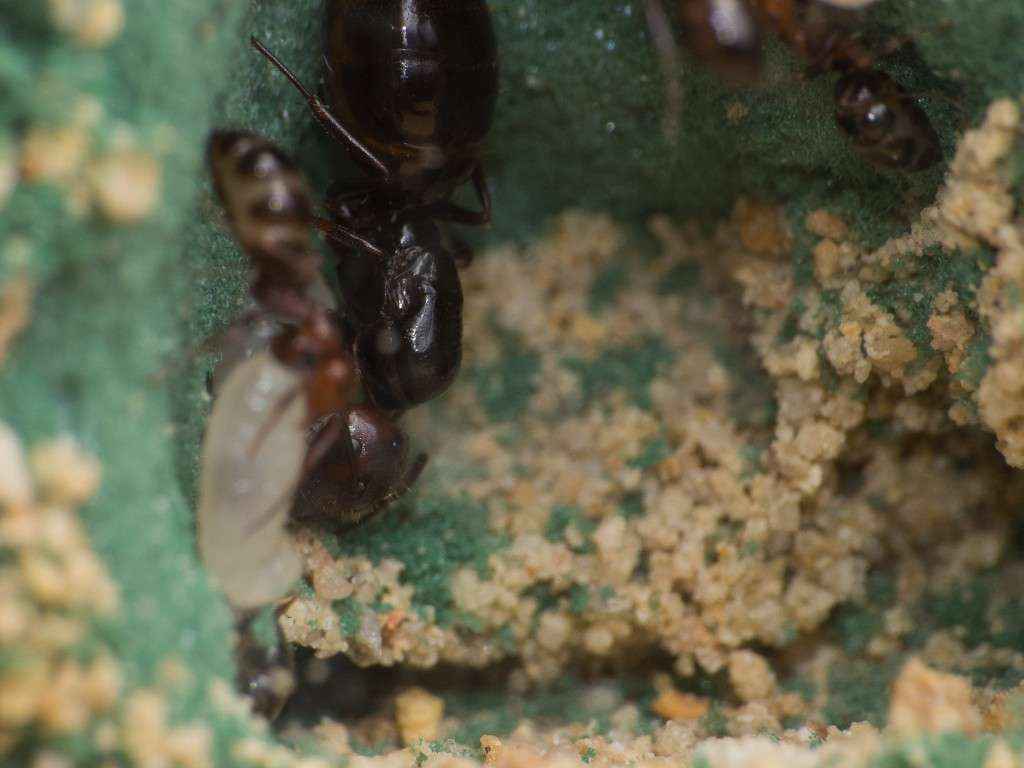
[48,0,125,48]
[889,658,981,736]
[31,752,73,768]
[20,125,90,184]
[165,724,214,768]
[0,134,16,209]
[395,687,445,745]
[0,421,34,508]
[805,209,849,241]
[120,690,170,768]
[157,657,194,691]
[0,271,34,368]
[651,688,710,721]
[983,740,1018,768]
[313,720,353,756]
[480,735,502,765]
[728,650,777,703]
[735,198,790,256]
[37,661,90,734]
[82,653,122,712]
[88,150,161,224]
[29,435,102,506]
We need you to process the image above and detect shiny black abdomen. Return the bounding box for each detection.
[355,246,463,411]
[324,0,499,199]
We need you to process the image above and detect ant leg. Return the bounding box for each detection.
[430,165,492,226]
[300,413,351,478]
[312,216,384,257]
[470,163,492,225]
[323,184,373,218]
[250,37,390,181]
[450,235,474,269]
[645,0,682,143]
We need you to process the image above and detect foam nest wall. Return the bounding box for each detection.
[3,1,1024,767]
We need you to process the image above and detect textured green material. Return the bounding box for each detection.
[323,493,509,626]
[1,1,251,763]
[2,0,1024,763]
[820,572,1024,729]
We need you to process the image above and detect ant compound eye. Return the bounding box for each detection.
[859,102,894,141]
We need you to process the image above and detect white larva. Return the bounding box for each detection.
[198,350,305,610]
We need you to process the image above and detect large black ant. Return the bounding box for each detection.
[250,0,499,413]
[646,0,941,170]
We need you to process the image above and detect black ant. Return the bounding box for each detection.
[646,0,941,170]
[250,0,499,413]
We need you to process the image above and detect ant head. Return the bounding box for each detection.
[834,70,940,171]
[835,71,894,139]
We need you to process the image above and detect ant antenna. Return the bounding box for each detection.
[251,37,316,102]
[646,0,683,144]
[250,37,391,179]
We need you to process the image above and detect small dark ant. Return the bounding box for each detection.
[250,0,499,413]
[646,0,941,170]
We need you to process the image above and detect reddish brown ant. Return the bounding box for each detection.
[197,131,426,614]
[646,0,941,170]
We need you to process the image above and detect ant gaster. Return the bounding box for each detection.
[647,0,941,170]
[251,0,499,413]
[206,130,425,526]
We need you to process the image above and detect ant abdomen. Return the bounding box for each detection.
[293,405,418,526]
[208,131,318,275]
[323,0,499,199]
